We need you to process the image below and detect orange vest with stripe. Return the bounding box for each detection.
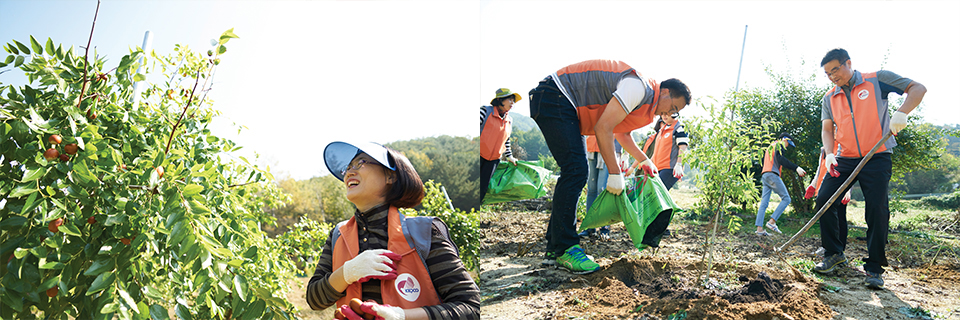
[813,149,827,193]
[585,135,599,153]
[828,72,891,158]
[761,149,781,175]
[652,122,680,170]
[553,60,660,135]
[480,106,512,161]
[332,207,441,309]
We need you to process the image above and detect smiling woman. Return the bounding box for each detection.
[306,141,481,320]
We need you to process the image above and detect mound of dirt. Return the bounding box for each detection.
[563,258,833,320]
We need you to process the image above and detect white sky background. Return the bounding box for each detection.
[2,1,958,180]
[481,1,960,123]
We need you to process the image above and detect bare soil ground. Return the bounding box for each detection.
[478,188,960,320]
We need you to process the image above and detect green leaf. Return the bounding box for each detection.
[241,246,258,259]
[242,300,265,320]
[175,303,194,320]
[86,271,116,295]
[45,37,55,56]
[104,213,127,226]
[40,261,66,269]
[219,28,239,44]
[133,73,146,82]
[72,158,98,184]
[117,288,139,313]
[5,43,19,55]
[149,304,170,320]
[60,221,81,237]
[40,275,60,290]
[0,216,27,230]
[218,45,227,55]
[14,55,24,67]
[188,200,211,216]
[182,184,204,197]
[234,274,248,301]
[1,289,24,312]
[21,192,40,214]
[4,55,12,64]
[100,302,120,314]
[13,40,30,55]
[29,36,43,54]
[84,257,115,276]
[226,259,244,268]
[21,166,47,182]
[9,184,38,198]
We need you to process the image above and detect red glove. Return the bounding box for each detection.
[638,159,658,177]
[361,300,406,320]
[841,191,851,205]
[824,153,840,178]
[804,185,816,199]
[338,305,365,320]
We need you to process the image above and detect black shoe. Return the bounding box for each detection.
[865,271,884,289]
[578,228,596,238]
[812,253,847,274]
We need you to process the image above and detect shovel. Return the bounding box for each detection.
[773,131,894,277]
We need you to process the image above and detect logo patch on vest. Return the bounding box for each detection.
[857,89,869,100]
[395,273,421,302]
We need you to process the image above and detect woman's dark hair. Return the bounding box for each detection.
[382,147,425,208]
[491,96,515,107]
[660,78,691,105]
[821,48,850,67]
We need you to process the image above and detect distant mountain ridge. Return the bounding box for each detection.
[510,112,539,132]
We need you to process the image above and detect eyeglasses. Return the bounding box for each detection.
[824,59,848,78]
[340,159,368,176]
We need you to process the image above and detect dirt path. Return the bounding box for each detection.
[478,202,960,320]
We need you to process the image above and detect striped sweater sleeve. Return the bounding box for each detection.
[503,138,512,158]
[305,229,345,310]
[421,220,481,320]
[480,106,488,130]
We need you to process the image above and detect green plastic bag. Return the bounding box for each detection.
[482,160,552,205]
[579,190,634,231]
[621,174,682,250]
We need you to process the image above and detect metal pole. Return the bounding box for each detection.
[732,25,748,120]
[131,31,153,108]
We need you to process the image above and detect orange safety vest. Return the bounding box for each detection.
[480,106,512,161]
[585,135,599,153]
[553,60,661,135]
[332,207,441,309]
[651,121,681,170]
[761,147,783,176]
[812,149,827,193]
[827,72,893,158]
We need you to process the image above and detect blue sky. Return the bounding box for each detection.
[3,1,958,180]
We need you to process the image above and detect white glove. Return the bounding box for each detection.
[505,156,518,165]
[361,301,406,320]
[890,111,907,135]
[638,159,658,176]
[342,249,401,284]
[673,162,684,179]
[824,153,839,177]
[606,173,624,195]
[796,167,806,177]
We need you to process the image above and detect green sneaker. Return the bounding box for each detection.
[556,245,600,274]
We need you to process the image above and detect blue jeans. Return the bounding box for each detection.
[585,152,611,210]
[756,172,791,227]
[530,78,586,256]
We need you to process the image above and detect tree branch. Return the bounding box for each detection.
[74,0,101,110]
[164,68,201,155]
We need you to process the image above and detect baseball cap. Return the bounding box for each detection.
[323,141,396,181]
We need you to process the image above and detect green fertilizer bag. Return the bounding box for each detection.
[482,160,552,205]
[622,174,682,250]
[579,190,634,231]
